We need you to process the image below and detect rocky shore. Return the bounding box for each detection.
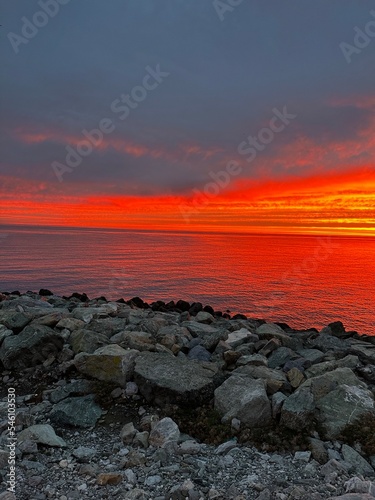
[0,290,375,499]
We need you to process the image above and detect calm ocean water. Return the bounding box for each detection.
[0,225,374,336]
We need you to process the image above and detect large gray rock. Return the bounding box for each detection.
[349,340,375,364]
[180,321,219,338]
[226,328,255,349]
[280,387,315,430]
[214,376,271,427]
[268,347,297,369]
[17,424,66,447]
[111,331,155,351]
[297,348,325,364]
[0,326,13,346]
[200,330,228,351]
[30,310,67,327]
[256,323,302,350]
[304,355,359,378]
[299,367,366,401]
[317,385,375,439]
[72,304,118,322]
[341,444,375,476]
[134,352,221,406]
[74,345,140,387]
[49,395,102,428]
[187,345,212,362]
[0,324,63,368]
[233,365,289,395]
[50,379,95,403]
[87,317,128,336]
[309,334,351,352]
[56,317,85,331]
[0,311,31,332]
[70,328,109,354]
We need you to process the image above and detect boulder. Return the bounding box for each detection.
[297,348,325,364]
[181,321,219,338]
[299,367,366,401]
[187,345,212,362]
[55,317,86,331]
[271,392,287,419]
[308,437,329,464]
[286,367,305,388]
[50,395,102,428]
[50,379,95,403]
[195,311,215,324]
[17,424,66,447]
[70,328,109,354]
[74,345,139,387]
[226,328,256,349]
[0,324,63,369]
[233,365,289,395]
[200,330,228,351]
[110,331,155,351]
[134,352,221,406]
[280,387,315,430]
[214,376,271,427]
[316,385,375,439]
[341,444,375,476]
[304,355,359,378]
[0,326,13,346]
[309,334,351,353]
[87,317,128,336]
[0,310,31,332]
[236,354,268,367]
[268,347,297,369]
[349,341,375,365]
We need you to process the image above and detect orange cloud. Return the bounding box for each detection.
[1,166,374,236]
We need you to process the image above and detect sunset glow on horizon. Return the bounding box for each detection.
[1,2,375,237]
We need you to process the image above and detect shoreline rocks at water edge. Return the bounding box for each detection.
[0,290,375,499]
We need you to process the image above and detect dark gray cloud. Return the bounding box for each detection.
[1,0,375,194]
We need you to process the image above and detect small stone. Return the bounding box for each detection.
[231,417,241,431]
[18,439,38,454]
[149,417,180,447]
[125,381,139,395]
[144,474,162,486]
[111,387,123,398]
[179,440,202,455]
[287,367,305,388]
[120,422,137,444]
[96,472,122,485]
[124,468,137,485]
[72,446,96,462]
[294,451,311,462]
[134,431,149,448]
[215,439,237,455]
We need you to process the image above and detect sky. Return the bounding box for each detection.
[1,0,375,235]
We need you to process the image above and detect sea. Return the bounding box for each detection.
[0,225,374,336]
